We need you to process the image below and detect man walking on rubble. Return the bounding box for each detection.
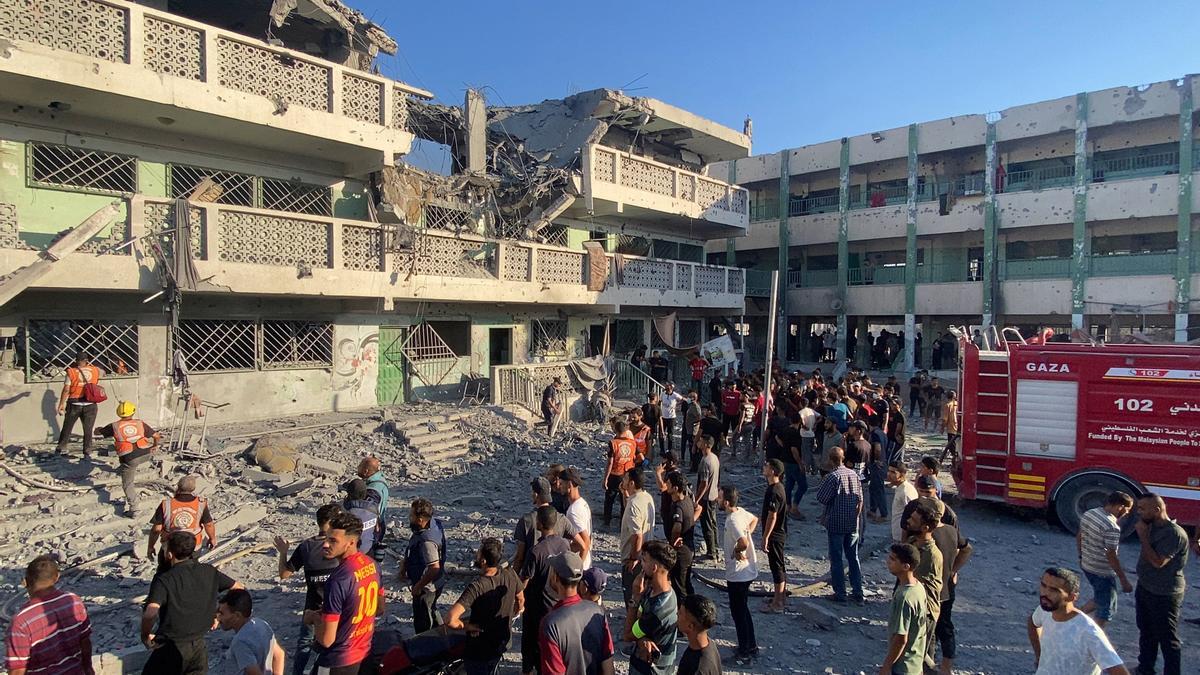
[274,504,343,675]
[542,377,564,437]
[402,498,447,635]
[603,419,638,528]
[147,476,217,573]
[55,351,104,458]
[356,456,389,557]
[94,401,160,518]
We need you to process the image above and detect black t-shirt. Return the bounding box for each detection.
[541,386,557,415]
[521,534,572,615]
[287,537,341,611]
[514,508,577,556]
[777,427,803,464]
[677,641,721,675]
[669,495,697,550]
[845,438,870,468]
[649,357,669,380]
[762,482,788,536]
[763,414,790,460]
[698,417,724,443]
[454,568,522,660]
[642,403,663,429]
[146,559,236,641]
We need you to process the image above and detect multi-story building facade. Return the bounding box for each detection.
[713,75,1198,369]
[0,0,750,443]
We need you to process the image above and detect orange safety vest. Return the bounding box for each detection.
[66,365,100,399]
[113,419,151,456]
[162,496,208,547]
[632,426,651,461]
[610,436,637,475]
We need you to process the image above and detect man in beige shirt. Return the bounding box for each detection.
[939,391,959,465]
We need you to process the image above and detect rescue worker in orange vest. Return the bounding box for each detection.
[603,418,638,528]
[95,401,160,518]
[147,476,217,572]
[55,351,104,457]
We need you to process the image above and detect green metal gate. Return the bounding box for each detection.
[376,326,408,405]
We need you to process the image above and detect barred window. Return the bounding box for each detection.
[175,319,256,372]
[29,142,137,195]
[25,319,139,382]
[614,319,643,353]
[530,319,568,357]
[262,320,333,369]
[261,178,332,216]
[678,244,704,263]
[168,164,255,206]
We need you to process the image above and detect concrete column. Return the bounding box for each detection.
[1071,92,1090,331]
[836,138,850,360]
[903,123,919,372]
[1175,75,1195,342]
[726,160,738,266]
[982,121,998,330]
[776,150,790,356]
[126,4,145,68]
[201,204,219,262]
[464,89,488,174]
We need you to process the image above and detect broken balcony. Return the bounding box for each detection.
[577,144,749,239]
[0,0,429,175]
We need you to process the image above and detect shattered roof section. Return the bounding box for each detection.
[486,89,750,169]
[269,0,398,55]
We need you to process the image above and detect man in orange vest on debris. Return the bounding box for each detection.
[603,418,638,528]
[95,401,160,518]
[55,351,104,457]
[147,476,217,572]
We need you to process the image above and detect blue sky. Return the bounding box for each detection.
[358,0,1199,158]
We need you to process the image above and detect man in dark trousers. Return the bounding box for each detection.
[541,377,563,437]
[56,351,104,457]
[1133,493,1189,675]
[402,498,447,635]
[274,503,343,675]
[141,531,242,674]
[446,538,524,675]
[520,506,573,675]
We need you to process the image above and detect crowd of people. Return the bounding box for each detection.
[6,353,1196,675]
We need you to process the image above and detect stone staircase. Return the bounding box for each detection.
[392,411,474,467]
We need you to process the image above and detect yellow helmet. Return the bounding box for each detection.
[116,401,136,417]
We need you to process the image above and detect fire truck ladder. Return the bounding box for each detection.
[972,344,1014,501]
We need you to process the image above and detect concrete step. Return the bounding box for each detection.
[403,424,460,442]
[405,429,463,448]
[418,436,468,456]
[423,443,472,464]
[391,410,475,431]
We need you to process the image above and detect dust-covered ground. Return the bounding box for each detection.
[1,403,1197,674]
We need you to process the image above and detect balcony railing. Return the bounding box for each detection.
[0,0,422,130]
[749,202,779,222]
[744,269,773,296]
[1003,165,1075,192]
[796,269,837,287]
[916,262,972,283]
[611,255,744,295]
[848,265,905,285]
[1092,151,1179,182]
[1089,252,1175,276]
[789,193,840,216]
[1004,257,1071,280]
[587,145,748,220]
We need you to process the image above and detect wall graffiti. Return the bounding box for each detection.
[332,332,378,397]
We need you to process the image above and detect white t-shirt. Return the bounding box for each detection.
[722,507,759,583]
[661,391,685,420]
[890,480,919,542]
[565,497,593,569]
[798,407,817,439]
[1031,607,1124,675]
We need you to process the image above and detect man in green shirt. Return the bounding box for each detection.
[882,543,928,675]
[906,501,943,671]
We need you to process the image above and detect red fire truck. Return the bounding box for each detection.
[956,327,1200,533]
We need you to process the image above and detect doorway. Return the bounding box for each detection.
[488,328,512,367]
[588,324,607,357]
[376,326,409,405]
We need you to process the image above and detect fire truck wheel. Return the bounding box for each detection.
[1053,473,1138,536]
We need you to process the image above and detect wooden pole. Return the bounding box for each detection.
[757,271,780,458]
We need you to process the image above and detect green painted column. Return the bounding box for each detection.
[904,123,919,371]
[1071,92,1089,331]
[836,138,850,360]
[777,149,790,358]
[1176,75,1195,342]
[982,121,998,330]
[726,160,738,266]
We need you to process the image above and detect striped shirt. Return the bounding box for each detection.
[1079,507,1121,577]
[5,588,91,674]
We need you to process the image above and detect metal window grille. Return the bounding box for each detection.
[174,319,256,372]
[398,321,459,387]
[652,239,679,259]
[540,224,569,248]
[678,244,704,263]
[614,320,643,354]
[25,319,139,382]
[168,164,255,206]
[678,320,702,347]
[261,320,333,369]
[29,142,137,195]
[530,319,568,357]
[424,201,473,231]
[260,178,332,216]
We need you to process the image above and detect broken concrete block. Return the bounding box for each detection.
[219,504,269,534]
[242,468,284,483]
[219,440,254,457]
[296,453,343,477]
[275,478,315,497]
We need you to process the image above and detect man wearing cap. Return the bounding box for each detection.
[95,401,161,518]
[540,551,616,675]
[580,568,608,606]
[520,507,572,675]
[557,467,594,569]
[513,476,583,572]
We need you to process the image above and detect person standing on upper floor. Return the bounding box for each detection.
[1027,567,1129,675]
[660,382,685,456]
[816,447,864,604]
[5,555,93,675]
[1077,491,1135,629]
[1133,493,1189,675]
[402,497,447,635]
[94,400,160,518]
[55,351,104,458]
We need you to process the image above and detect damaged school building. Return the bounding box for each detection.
[0,0,752,443]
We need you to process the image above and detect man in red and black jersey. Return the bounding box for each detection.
[304,511,384,675]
